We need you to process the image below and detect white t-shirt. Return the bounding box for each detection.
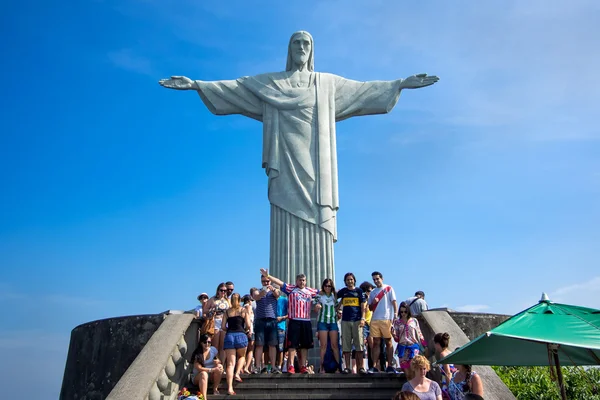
[368,284,397,321]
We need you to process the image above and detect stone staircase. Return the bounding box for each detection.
[197,372,406,400]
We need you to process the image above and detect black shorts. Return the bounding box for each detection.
[286,319,314,350]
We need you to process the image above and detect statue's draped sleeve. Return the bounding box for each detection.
[192,73,404,242]
[194,79,263,121]
[332,76,403,122]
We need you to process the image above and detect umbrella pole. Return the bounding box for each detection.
[552,350,567,400]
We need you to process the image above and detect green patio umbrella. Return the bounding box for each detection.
[437,294,600,399]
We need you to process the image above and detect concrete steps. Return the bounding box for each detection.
[199,372,407,399]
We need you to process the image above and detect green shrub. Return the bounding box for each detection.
[493,366,600,400]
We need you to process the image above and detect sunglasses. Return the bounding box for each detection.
[400,310,408,314]
[324,285,332,288]
[205,341,212,345]
[219,289,227,292]
[227,288,234,291]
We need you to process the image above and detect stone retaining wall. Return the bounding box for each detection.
[59,313,165,400]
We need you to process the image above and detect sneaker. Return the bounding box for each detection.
[341,368,351,374]
[359,367,367,375]
[272,366,282,374]
[260,367,269,374]
[367,367,379,374]
[287,365,295,374]
[385,366,397,374]
[300,366,309,374]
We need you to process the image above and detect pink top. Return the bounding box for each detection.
[393,317,425,346]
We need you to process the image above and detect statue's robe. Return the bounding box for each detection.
[196,72,402,288]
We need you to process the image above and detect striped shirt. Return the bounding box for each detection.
[282,283,318,321]
[255,290,277,319]
[315,293,337,324]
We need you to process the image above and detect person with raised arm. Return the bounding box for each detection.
[260,268,318,374]
[253,274,281,374]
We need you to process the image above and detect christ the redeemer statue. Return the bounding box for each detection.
[159,31,439,289]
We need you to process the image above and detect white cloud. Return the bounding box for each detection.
[551,276,600,308]
[455,304,491,313]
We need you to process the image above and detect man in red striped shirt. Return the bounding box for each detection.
[260,268,318,374]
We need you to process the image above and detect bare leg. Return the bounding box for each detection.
[385,337,394,369]
[268,345,277,371]
[254,345,264,371]
[194,371,208,400]
[244,339,254,373]
[329,330,340,369]
[211,368,223,394]
[218,330,226,365]
[225,349,236,394]
[343,352,351,371]
[366,335,373,368]
[299,348,308,369]
[277,339,284,369]
[318,331,328,371]
[356,349,364,371]
[235,347,247,379]
[288,348,297,371]
[372,337,381,370]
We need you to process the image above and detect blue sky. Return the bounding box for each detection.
[1,0,599,398]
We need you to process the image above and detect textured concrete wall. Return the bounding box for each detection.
[449,311,509,340]
[60,313,165,400]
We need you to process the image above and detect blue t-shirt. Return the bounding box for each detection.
[277,295,288,330]
[337,287,365,322]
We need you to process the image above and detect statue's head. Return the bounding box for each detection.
[286,30,314,72]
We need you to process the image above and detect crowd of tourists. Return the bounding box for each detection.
[189,269,485,400]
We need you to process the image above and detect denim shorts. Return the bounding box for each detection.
[254,318,278,347]
[363,324,370,339]
[317,321,339,332]
[224,332,248,349]
[278,329,286,352]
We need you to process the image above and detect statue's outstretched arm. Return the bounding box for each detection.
[399,73,439,90]
[158,76,199,90]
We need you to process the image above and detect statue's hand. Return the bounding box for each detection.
[401,73,439,89]
[158,76,197,90]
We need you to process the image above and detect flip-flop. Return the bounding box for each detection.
[227,390,236,395]
[234,375,243,382]
[213,389,220,395]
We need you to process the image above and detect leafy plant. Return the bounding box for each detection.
[493,366,600,400]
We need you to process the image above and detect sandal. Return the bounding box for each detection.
[213,389,220,395]
[227,390,236,395]
[234,375,243,382]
